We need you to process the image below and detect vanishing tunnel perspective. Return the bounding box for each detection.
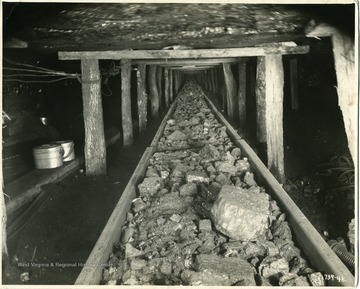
[2,2,357,286]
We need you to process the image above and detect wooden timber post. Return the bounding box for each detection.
[80,59,107,175]
[211,68,217,93]
[223,63,237,120]
[255,55,285,183]
[164,68,170,109]
[148,65,159,117]
[174,70,179,96]
[290,58,299,110]
[256,57,267,143]
[214,67,218,93]
[157,67,163,111]
[208,69,213,93]
[306,23,357,161]
[238,59,247,133]
[265,54,285,183]
[169,69,173,103]
[205,70,209,91]
[121,59,133,147]
[137,63,147,132]
[218,66,226,110]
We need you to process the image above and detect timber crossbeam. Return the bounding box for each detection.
[59,46,309,60]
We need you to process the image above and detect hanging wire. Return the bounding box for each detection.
[3,77,76,83]
[3,57,80,83]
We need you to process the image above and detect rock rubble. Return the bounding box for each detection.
[102,80,319,286]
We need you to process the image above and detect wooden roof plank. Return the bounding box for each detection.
[58,45,309,60]
[133,58,239,65]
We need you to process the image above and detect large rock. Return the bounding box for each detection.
[214,161,237,176]
[258,257,289,279]
[186,171,209,184]
[179,183,197,196]
[199,144,220,159]
[168,130,187,140]
[210,185,271,241]
[138,177,163,196]
[190,254,256,286]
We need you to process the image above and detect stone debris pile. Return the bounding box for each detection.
[102,80,323,286]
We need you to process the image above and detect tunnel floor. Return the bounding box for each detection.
[3,90,353,285]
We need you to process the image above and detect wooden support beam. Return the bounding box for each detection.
[148,65,160,117]
[164,68,170,109]
[80,59,106,175]
[214,67,218,93]
[289,58,299,110]
[137,63,147,132]
[156,66,163,111]
[256,57,267,143]
[204,70,208,91]
[132,58,239,65]
[307,23,357,161]
[265,54,285,183]
[223,63,237,120]
[174,71,179,96]
[169,69,174,104]
[121,59,133,147]
[59,46,310,60]
[238,59,247,133]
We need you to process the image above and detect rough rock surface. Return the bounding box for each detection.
[138,177,163,196]
[211,185,271,241]
[191,254,256,286]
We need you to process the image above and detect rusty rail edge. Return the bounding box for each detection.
[75,98,179,285]
[203,94,355,287]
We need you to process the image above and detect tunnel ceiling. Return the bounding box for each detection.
[4,3,321,51]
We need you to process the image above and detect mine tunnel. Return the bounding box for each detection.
[2,3,356,286]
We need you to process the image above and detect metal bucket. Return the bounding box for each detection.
[33,144,64,169]
[53,140,75,162]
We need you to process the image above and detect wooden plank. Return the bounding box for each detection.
[174,70,179,96]
[6,158,83,216]
[80,59,106,175]
[132,58,239,65]
[137,63,147,132]
[148,65,159,117]
[237,139,355,287]
[121,59,133,147]
[74,146,156,285]
[169,69,173,103]
[255,56,267,143]
[265,54,285,183]
[238,59,247,133]
[5,128,121,216]
[214,67,218,93]
[164,68,170,109]
[290,58,299,110]
[59,46,310,60]
[223,63,237,120]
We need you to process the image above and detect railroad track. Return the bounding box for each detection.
[75,80,354,286]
